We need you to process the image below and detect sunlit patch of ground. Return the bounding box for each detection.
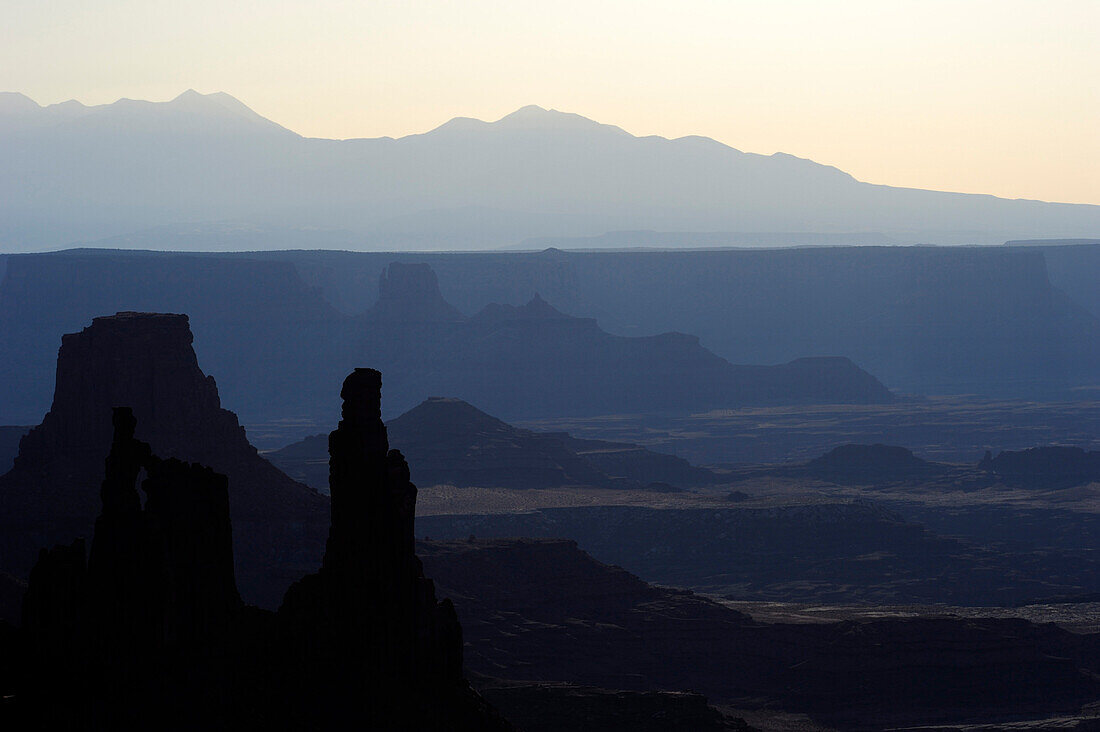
[718,598,1100,634]
[515,398,1100,465]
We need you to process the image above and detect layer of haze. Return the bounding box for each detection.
[4,0,1098,204]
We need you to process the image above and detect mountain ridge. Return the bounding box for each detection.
[2,90,1098,250]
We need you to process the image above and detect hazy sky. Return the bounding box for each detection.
[4,0,1097,204]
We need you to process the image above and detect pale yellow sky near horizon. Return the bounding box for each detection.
[4,0,1098,204]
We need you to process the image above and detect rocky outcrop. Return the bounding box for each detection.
[366,262,466,323]
[0,312,327,607]
[979,446,1100,489]
[0,426,28,474]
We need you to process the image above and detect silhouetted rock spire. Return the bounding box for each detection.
[16,408,245,727]
[26,407,242,657]
[278,368,493,728]
[8,372,508,730]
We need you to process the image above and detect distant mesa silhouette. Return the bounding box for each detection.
[366,262,466,323]
[7,370,509,729]
[979,446,1100,489]
[270,395,721,492]
[803,443,948,483]
[360,262,896,418]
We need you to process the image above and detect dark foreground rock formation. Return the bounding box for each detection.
[3,372,509,730]
[0,312,328,607]
[274,369,501,728]
[0,426,28,474]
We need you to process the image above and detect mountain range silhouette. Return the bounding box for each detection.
[2,90,1098,250]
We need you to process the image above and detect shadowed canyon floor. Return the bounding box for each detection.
[418,538,1100,730]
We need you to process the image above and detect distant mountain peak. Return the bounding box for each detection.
[172,88,204,102]
[0,91,40,113]
[473,293,578,324]
[0,89,295,137]
[524,292,560,315]
[162,89,291,132]
[494,105,628,135]
[428,104,629,137]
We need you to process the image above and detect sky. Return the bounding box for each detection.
[3,0,1098,205]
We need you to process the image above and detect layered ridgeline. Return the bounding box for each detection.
[2,91,1100,249]
[269,395,721,493]
[286,246,1100,399]
[357,263,894,417]
[3,246,1097,417]
[0,312,328,607]
[0,257,893,425]
[6,371,508,730]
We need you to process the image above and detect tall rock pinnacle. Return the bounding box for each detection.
[325,368,416,574]
[278,368,495,728]
[11,376,507,729]
[19,408,244,727]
